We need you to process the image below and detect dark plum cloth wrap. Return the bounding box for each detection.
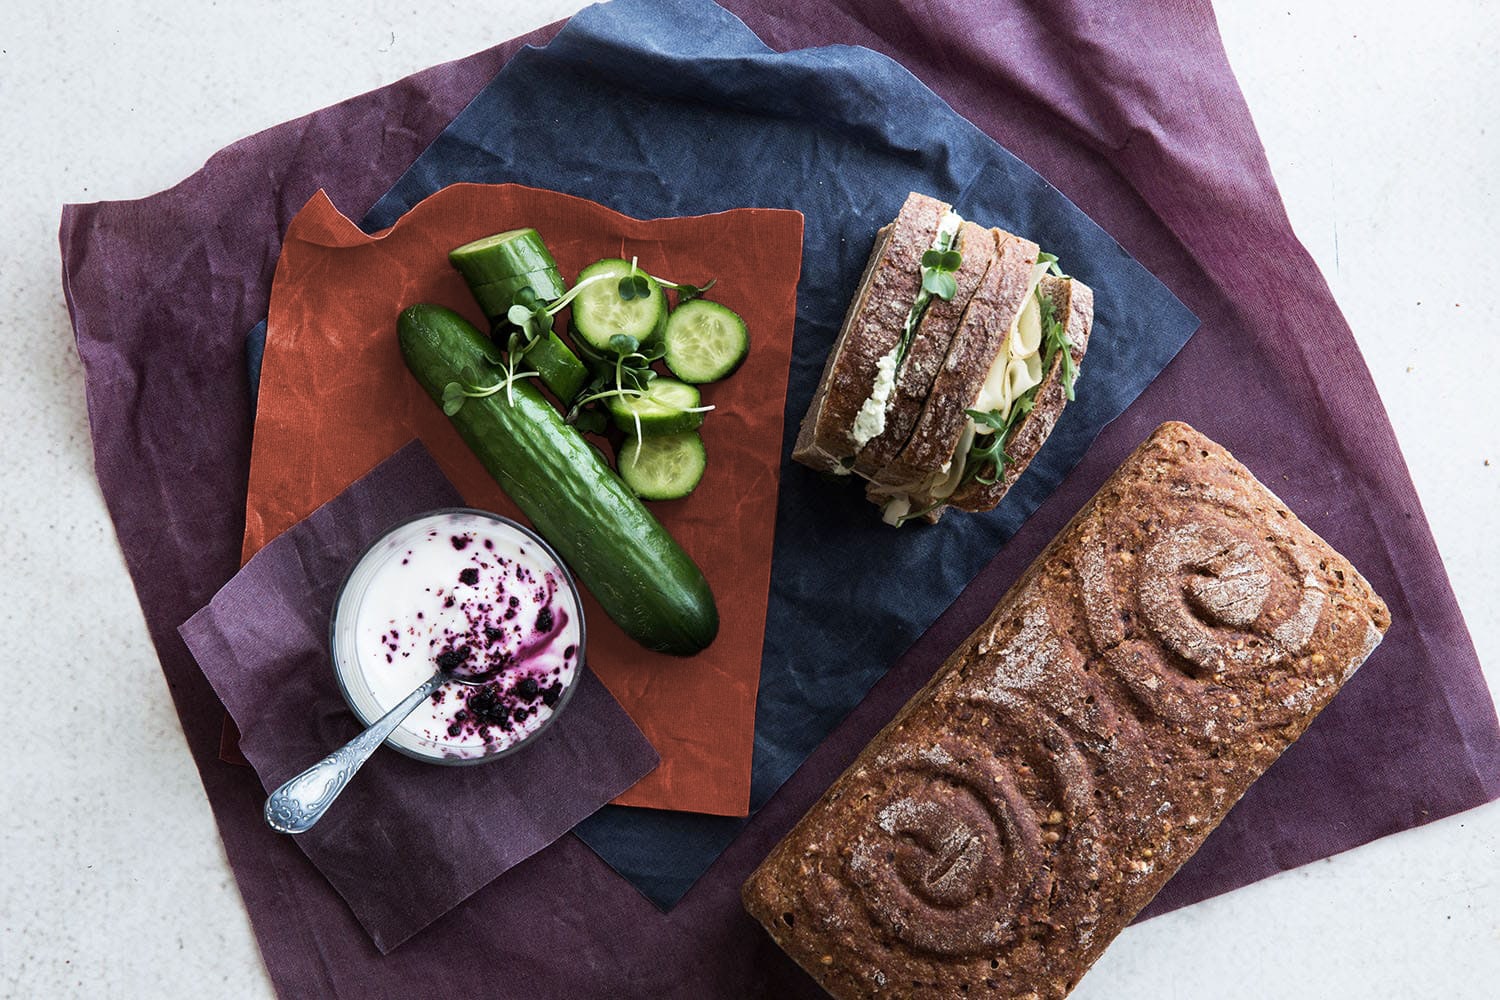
[177,441,659,953]
[59,0,1499,996]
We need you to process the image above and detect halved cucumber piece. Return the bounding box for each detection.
[571,259,668,353]
[618,431,707,501]
[663,299,749,383]
[522,331,588,406]
[449,228,560,286]
[468,270,568,319]
[606,377,704,435]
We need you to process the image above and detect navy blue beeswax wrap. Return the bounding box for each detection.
[252,0,1198,907]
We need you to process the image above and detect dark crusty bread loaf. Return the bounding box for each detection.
[850,219,995,479]
[869,229,1039,494]
[743,422,1391,1000]
[793,193,948,472]
[942,274,1094,516]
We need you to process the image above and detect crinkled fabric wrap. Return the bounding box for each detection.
[59,0,1499,996]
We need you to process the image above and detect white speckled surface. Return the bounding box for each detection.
[1,2,1495,997]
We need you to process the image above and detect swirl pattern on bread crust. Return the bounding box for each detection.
[742,423,1391,1000]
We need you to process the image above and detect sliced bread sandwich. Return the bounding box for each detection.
[794,191,1094,526]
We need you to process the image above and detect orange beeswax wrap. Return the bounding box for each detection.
[244,184,803,816]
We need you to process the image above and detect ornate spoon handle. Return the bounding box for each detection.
[264,671,446,834]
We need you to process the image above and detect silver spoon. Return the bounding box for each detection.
[263,662,482,834]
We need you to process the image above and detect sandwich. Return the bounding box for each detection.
[793,192,1093,525]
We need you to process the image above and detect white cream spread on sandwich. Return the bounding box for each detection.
[851,210,964,450]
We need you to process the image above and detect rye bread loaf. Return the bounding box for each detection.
[942,274,1095,516]
[869,229,1039,495]
[793,192,948,473]
[850,219,996,479]
[743,421,1391,1000]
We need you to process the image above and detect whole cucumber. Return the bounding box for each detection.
[399,304,719,656]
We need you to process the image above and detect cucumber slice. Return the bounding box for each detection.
[570,259,668,353]
[449,228,560,286]
[606,377,704,435]
[522,331,588,406]
[618,431,707,501]
[663,299,749,383]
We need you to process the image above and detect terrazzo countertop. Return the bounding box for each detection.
[2,1,1495,996]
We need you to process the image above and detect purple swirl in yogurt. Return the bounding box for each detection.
[347,511,582,760]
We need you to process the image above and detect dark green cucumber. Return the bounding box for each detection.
[451,228,567,325]
[449,229,584,404]
[399,304,718,656]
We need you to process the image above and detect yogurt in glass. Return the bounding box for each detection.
[331,509,584,764]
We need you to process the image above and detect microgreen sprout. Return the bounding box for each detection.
[441,358,540,415]
[919,247,963,301]
[617,258,654,301]
[1038,291,1076,400]
[609,257,716,305]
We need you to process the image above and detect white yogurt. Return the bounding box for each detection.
[332,510,583,762]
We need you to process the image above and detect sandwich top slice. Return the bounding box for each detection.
[791,192,949,473]
[848,219,996,480]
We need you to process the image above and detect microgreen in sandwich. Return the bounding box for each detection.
[919,247,963,301]
[964,396,1036,485]
[1038,292,1077,401]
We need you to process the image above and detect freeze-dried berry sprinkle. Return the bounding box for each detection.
[484,625,503,644]
[451,535,471,550]
[434,645,472,674]
[458,567,479,586]
[467,686,511,726]
[535,607,553,634]
[516,676,539,700]
[541,682,563,708]
[564,645,576,659]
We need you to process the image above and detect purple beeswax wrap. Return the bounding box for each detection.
[60,0,1498,995]
[178,441,658,952]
